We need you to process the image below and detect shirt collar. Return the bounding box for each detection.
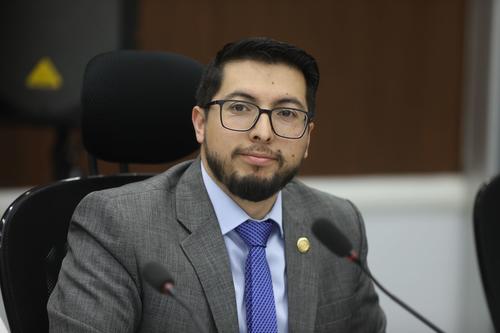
[201,161,283,236]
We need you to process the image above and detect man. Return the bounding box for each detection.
[48,37,386,332]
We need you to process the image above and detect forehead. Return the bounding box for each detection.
[216,60,307,106]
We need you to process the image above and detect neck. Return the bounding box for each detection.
[202,159,278,220]
[230,192,277,220]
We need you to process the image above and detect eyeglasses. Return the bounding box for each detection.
[205,99,311,139]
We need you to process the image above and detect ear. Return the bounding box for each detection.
[192,106,206,144]
[303,122,314,159]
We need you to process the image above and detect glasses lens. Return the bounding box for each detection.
[218,100,308,138]
[221,101,259,130]
[271,109,308,138]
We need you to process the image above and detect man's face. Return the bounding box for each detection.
[192,59,314,202]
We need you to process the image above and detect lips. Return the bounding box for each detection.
[237,150,279,167]
[240,153,277,166]
[241,151,277,160]
[233,145,282,167]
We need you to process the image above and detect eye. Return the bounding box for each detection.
[229,102,251,113]
[276,109,298,118]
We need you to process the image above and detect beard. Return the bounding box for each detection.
[204,143,301,202]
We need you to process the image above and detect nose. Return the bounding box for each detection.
[248,113,274,143]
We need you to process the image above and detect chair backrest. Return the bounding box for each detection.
[82,50,202,170]
[473,174,500,332]
[0,50,203,333]
[0,176,150,332]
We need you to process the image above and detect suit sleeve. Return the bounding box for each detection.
[47,191,142,333]
[347,200,387,332]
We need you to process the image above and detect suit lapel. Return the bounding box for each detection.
[176,160,239,333]
[283,188,318,333]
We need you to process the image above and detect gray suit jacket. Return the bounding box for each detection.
[48,159,386,332]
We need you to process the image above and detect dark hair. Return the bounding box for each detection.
[195,37,320,118]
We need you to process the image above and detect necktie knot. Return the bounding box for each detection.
[236,219,275,247]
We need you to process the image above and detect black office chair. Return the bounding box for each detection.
[0,50,203,333]
[473,174,500,333]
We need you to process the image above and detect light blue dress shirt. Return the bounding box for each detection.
[201,163,288,333]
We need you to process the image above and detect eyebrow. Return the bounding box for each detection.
[223,90,307,110]
[224,91,257,102]
[274,97,306,110]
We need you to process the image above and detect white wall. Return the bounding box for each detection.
[0,174,494,332]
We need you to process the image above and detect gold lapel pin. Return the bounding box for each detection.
[297,237,310,253]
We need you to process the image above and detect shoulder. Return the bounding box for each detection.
[100,159,194,197]
[284,178,360,220]
[72,159,199,225]
[81,159,195,201]
[70,160,200,251]
[283,178,364,245]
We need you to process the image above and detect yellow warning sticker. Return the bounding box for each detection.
[25,57,63,90]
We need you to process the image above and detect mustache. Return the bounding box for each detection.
[232,145,283,163]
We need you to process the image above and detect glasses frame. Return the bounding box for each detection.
[205,99,312,139]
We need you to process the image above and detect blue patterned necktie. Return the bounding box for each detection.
[235,219,278,333]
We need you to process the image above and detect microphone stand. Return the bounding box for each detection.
[349,254,445,333]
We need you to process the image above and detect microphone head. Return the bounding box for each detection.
[312,219,353,257]
[142,262,174,293]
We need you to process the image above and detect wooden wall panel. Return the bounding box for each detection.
[0,0,465,186]
[138,0,465,175]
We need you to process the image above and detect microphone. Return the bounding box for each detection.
[141,262,206,333]
[311,219,445,333]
